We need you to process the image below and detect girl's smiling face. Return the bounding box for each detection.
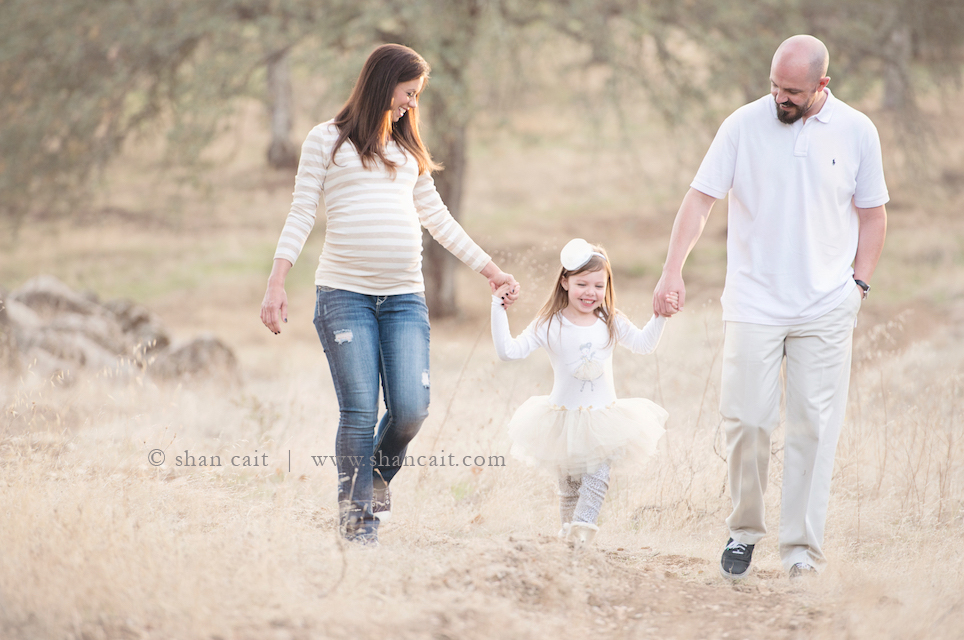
[561,269,608,322]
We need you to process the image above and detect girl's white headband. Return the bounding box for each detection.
[560,238,606,271]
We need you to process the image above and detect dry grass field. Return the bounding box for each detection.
[2,87,964,639]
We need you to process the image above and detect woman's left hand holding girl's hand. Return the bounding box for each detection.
[481,261,520,308]
[493,283,519,309]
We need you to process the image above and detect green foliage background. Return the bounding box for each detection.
[1,0,962,231]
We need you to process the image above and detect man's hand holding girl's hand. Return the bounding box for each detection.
[653,271,685,317]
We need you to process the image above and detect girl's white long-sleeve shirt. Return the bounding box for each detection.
[273,120,491,295]
[491,297,667,410]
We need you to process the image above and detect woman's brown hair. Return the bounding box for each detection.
[331,44,439,176]
[536,244,620,347]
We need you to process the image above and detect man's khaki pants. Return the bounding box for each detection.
[720,285,861,571]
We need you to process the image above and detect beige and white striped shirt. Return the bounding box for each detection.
[273,120,491,295]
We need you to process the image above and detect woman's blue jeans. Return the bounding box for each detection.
[314,286,431,540]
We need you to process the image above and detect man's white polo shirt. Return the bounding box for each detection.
[691,89,889,326]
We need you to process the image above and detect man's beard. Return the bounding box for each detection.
[775,92,816,125]
[776,101,804,124]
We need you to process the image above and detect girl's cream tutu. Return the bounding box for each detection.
[507,396,667,476]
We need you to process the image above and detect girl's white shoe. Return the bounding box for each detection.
[566,522,599,545]
[558,523,571,538]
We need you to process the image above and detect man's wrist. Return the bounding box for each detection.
[854,278,870,299]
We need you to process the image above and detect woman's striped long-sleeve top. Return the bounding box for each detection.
[272,120,491,295]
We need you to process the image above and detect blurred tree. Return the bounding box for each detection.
[803,0,964,113]
[498,0,707,122]
[265,48,299,169]
[666,0,964,179]
[363,0,487,317]
[0,0,484,316]
[2,1,199,232]
[376,0,691,316]
[651,0,964,114]
[0,0,361,234]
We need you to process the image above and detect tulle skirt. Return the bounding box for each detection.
[506,396,667,476]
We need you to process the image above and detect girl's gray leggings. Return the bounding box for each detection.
[558,462,610,525]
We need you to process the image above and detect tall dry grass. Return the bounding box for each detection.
[2,275,962,638]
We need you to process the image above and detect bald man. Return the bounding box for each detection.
[653,35,888,580]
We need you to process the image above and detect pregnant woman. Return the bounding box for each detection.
[260,44,519,545]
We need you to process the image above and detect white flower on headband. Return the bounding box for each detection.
[560,238,604,271]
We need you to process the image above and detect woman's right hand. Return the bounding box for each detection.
[261,259,293,334]
[261,282,288,334]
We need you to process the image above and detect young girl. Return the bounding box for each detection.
[491,239,676,545]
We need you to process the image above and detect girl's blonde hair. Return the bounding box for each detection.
[536,243,619,346]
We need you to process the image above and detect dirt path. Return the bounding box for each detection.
[225,532,841,640]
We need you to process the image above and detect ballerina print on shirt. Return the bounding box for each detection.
[571,342,604,392]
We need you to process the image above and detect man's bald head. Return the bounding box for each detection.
[769,35,831,124]
[772,35,829,83]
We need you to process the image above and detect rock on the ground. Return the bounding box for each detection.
[0,286,19,372]
[151,335,240,384]
[1,275,237,384]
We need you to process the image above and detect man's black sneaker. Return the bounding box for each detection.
[720,538,754,580]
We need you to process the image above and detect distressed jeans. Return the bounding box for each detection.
[314,286,431,541]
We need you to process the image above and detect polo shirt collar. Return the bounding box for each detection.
[813,88,836,123]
